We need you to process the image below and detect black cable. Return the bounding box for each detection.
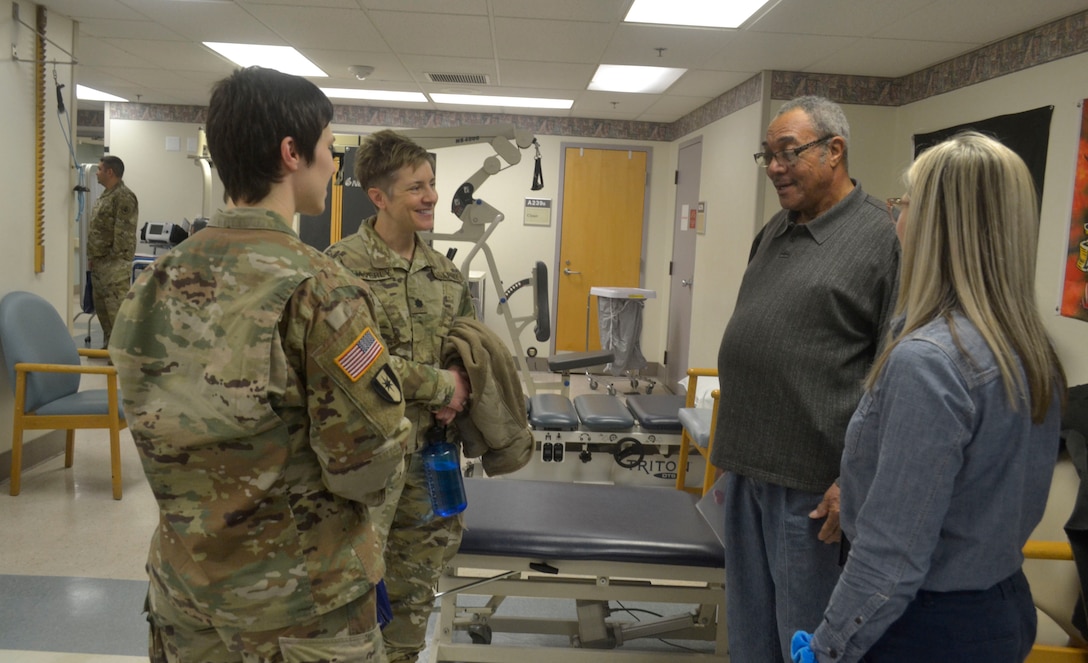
[531,139,544,191]
[613,601,709,653]
[657,638,705,653]
[612,603,661,619]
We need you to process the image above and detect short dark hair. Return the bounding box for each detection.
[355,129,434,195]
[99,155,125,178]
[206,66,334,205]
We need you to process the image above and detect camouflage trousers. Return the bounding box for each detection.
[90,260,131,347]
[146,580,386,663]
[372,450,464,663]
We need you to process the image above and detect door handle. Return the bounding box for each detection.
[564,267,581,275]
[681,279,693,287]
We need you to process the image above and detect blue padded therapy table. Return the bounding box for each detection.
[434,478,727,662]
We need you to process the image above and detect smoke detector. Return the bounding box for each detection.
[349,65,375,80]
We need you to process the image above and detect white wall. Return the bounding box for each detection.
[0,1,77,460]
[108,118,225,232]
[894,51,1088,386]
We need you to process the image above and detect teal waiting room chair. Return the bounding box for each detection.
[0,291,126,499]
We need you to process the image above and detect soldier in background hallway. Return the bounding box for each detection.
[87,155,138,348]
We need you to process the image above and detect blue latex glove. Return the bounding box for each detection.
[376,579,393,630]
[791,630,816,663]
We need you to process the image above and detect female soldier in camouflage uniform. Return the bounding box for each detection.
[109,67,408,663]
[326,129,474,663]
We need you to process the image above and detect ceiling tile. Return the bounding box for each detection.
[494,17,611,64]
[307,49,415,84]
[76,18,185,41]
[750,0,935,37]
[492,0,628,22]
[245,5,384,49]
[359,0,488,14]
[668,71,757,97]
[705,32,853,72]
[809,38,980,78]
[40,0,132,21]
[602,24,738,69]
[495,60,597,90]
[367,11,493,58]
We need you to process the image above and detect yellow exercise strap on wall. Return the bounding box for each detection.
[33,4,47,273]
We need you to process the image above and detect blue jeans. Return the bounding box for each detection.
[722,473,842,663]
[862,570,1036,662]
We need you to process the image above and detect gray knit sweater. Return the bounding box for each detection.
[710,184,900,493]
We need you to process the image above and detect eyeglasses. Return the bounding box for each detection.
[886,196,908,223]
[753,135,835,168]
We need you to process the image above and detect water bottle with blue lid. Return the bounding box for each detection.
[422,422,467,517]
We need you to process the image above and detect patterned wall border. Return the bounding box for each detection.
[99,9,1086,143]
[667,74,763,141]
[331,106,669,141]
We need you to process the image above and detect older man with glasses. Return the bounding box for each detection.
[710,95,901,662]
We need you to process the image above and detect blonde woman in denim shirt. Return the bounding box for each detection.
[793,132,1066,663]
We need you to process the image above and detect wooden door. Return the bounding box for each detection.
[555,147,648,351]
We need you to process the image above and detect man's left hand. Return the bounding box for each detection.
[810,481,841,543]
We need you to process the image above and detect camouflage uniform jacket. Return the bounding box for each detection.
[326,216,475,453]
[87,180,139,268]
[109,207,410,631]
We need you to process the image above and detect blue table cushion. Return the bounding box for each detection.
[460,478,724,568]
[529,393,579,431]
[574,394,633,432]
[626,394,684,433]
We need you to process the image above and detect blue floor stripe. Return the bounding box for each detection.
[0,575,147,656]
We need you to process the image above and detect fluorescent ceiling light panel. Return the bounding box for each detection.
[624,0,774,28]
[76,85,128,102]
[430,94,573,110]
[321,88,427,103]
[203,42,327,77]
[588,65,686,94]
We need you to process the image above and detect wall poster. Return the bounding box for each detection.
[1061,101,1088,323]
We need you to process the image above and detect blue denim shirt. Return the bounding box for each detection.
[810,312,1061,662]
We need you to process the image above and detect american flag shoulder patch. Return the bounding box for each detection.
[336,327,385,382]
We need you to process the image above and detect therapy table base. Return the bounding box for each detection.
[434,478,728,662]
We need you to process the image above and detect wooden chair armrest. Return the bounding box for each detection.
[78,348,111,359]
[684,367,719,407]
[15,361,118,377]
[1023,540,1074,561]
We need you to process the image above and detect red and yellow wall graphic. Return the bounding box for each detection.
[1061,101,1088,323]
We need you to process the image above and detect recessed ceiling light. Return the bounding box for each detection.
[76,85,127,102]
[321,88,427,103]
[429,93,573,110]
[588,65,686,94]
[203,42,326,77]
[624,0,775,29]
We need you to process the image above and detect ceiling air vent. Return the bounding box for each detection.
[426,72,490,85]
